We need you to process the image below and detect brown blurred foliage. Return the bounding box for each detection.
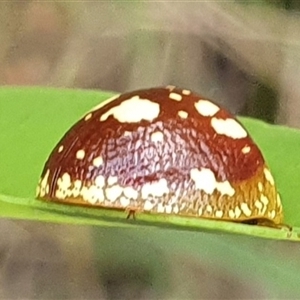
[1,1,300,126]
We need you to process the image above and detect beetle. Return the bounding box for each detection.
[36,86,283,226]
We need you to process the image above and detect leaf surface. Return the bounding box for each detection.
[1,87,300,242]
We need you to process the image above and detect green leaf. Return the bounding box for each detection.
[1,86,300,242]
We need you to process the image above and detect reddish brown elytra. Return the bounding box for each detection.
[36,86,284,227]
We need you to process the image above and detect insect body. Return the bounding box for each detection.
[36,86,283,226]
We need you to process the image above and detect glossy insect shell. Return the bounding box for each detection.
[36,86,283,225]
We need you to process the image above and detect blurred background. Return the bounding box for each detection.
[1,1,300,299]
[2,0,300,126]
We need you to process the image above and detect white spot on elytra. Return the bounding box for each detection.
[182,89,191,95]
[89,186,104,204]
[211,117,247,139]
[123,186,138,200]
[58,145,64,153]
[229,209,235,219]
[255,200,263,211]
[81,185,104,204]
[264,168,275,185]
[84,113,92,121]
[141,178,169,199]
[93,156,103,168]
[123,131,131,137]
[180,203,186,211]
[76,149,85,160]
[74,179,82,189]
[258,182,263,192]
[151,131,164,143]
[144,199,156,211]
[242,146,251,154]
[100,96,160,123]
[169,92,182,101]
[165,204,173,214]
[120,196,130,207]
[95,175,105,188]
[93,156,103,167]
[234,206,241,218]
[215,210,223,218]
[72,180,82,197]
[55,172,72,199]
[157,203,165,213]
[241,203,252,217]
[105,185,123,202]
[206,205,213,213]
[54,173,107,204]
[190,168,235,196]
[195,100,220,117]
[260,194,269,206]
[107,176,118,186]
[178,110,188,119]
[190,168,215,194]
[270,209,276,219]
[59,173,71,189]
[80,186,88,201]
[173,205,179,214]
[198,207,203,216]
[39,169,50,197]
[216,180,235,197]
